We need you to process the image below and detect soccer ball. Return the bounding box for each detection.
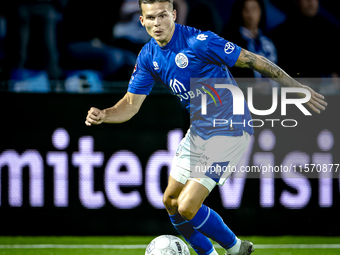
[145,235,190,255]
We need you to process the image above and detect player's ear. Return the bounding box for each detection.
[173,9,177,22]
[140,15,145,26]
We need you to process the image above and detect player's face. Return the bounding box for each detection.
[242,0,261,30]
[140,2,177,47]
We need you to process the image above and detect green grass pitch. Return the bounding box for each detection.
[0,236,340,255]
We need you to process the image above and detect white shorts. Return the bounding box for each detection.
[170,126,250,192]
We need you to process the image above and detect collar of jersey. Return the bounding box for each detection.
[156,23,179,50]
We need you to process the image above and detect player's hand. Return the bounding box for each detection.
[300,85,327,114]
[85,107,105,126]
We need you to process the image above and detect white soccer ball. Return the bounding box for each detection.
[145,235,190,255]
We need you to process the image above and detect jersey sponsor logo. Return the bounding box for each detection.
[153,61,159,70]
[170,78,187,93]
[169,78,208,101]
[196,34,208,41]
[175,53,189,68]
[224,42,235,54]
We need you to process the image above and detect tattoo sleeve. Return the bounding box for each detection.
[234,48,302,88]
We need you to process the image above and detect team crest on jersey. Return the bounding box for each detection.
[224,42,235,54]
[133,63,137,73]
[175,53,189,69]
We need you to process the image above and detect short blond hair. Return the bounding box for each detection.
[139,0,173,14]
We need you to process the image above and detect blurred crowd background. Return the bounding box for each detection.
[0,0,339,93]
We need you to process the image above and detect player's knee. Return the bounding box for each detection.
[163,194,178,214]
[177,200,197,221]
[162,194,171,209]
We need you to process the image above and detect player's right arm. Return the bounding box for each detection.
[234,48,327,114]
[85,45,154,126]
[85,92,147,126]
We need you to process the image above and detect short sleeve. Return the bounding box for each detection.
[127,50,156,95]
[192,31,241,68]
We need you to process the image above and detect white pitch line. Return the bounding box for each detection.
[0,244,340,249]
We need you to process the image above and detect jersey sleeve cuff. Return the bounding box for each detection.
[228,45,242,68]
[127,87,151,95]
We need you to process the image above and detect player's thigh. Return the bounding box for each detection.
[193,131,250,185]
[177,179,210,220]
[172,126,205,171]
[164,175,185,201]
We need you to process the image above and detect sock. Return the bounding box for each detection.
[227,238,241,254]
[189,204,237,250]
[169,213,216,255]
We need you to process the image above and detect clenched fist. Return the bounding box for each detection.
[85,107,105,126]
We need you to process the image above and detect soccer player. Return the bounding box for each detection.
[85,0,327,254]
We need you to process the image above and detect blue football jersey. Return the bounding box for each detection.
[128,23,254,139]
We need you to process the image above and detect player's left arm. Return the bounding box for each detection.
[234,48,327,114]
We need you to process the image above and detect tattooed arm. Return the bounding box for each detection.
[234,48,327,113]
